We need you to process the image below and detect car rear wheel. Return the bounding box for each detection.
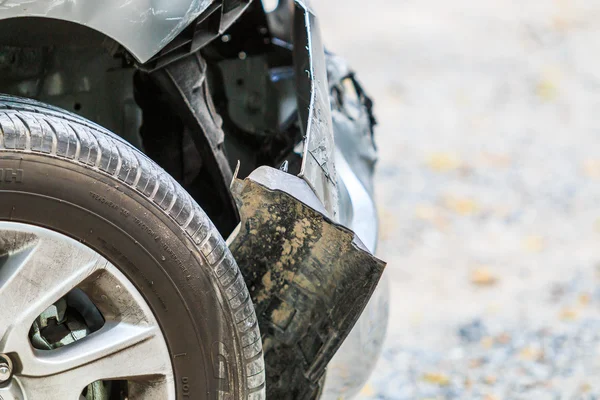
[0,95,265,400]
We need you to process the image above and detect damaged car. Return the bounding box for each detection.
[0,0,387,399]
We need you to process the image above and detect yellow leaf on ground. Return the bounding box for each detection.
[519,346,543,361]
[553,0,574,32]
[581,383,592,392]
[522,235,544,253]
[415,204,437,220]
[559,308,578,321]
[444,196,479,216]
[535,67,561,101]
[470,267,499,286]
[579,293,591,306]
[421,372,451,386]
[536,79,558,100]
[359,383,376,397]
[481,337,494,349]
[583,159,600,179]
[481,336,494,349]
[426,152,462,172]
[594,219,600,234]
[478,152,512,168]
[378,207,397,241]
[496,333,511,344]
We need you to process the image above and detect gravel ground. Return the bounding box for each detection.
[312,0,600,398]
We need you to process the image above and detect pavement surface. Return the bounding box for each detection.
[312,0,600,399]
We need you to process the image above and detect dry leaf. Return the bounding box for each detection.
[359,383,376,397]
[583,160,600,179]
[496,333,511,344]
[426,152,462,172]
[536,79,558,100]
[579,293,591,306]
[519,346,543,360]
[470,267,499,286]
[522,235,544,253]
[553,0,574,32]
[478,152,512,168]
[552,15,573,31]
[581,383,592,393]
[415,204,437,220]
[535,67,561,101]
[421,372,451,386]
[378,207,397,241]
[594,219,600,234]
[559,308,578,321]
[444,196,479,216]
[481,337,494,349]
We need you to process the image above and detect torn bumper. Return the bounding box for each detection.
[228,2,388,399]
[229,165,385,399]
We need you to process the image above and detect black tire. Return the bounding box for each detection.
[0,95,265,400]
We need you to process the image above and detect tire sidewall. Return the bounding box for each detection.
[0,154,243,399]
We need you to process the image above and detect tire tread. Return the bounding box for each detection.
[0,98,265,400]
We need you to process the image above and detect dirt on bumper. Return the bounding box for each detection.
[229,167,386,399]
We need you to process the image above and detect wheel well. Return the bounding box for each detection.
[0,17,142,145]
[0,17,240,235]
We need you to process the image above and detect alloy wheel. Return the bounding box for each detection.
[0,222,175,400]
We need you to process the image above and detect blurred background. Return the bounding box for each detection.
[312,0,600,399]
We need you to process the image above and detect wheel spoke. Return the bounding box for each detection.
[13,375,83,400]
[17,375,106,400]
[18,322,170,399]
[21,321,167,378]
[0,236,106,350]
[18,376,173,400]
[0,223,175,400]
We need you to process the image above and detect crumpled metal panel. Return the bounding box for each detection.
[293,1,339,219]
[0,0,213,62]
[229,166,386,399]
[327,54,379,195]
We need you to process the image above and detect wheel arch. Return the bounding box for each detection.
[0,0,254,64]
[0,17,142,59]
[0,0,214,62]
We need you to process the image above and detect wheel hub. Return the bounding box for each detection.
[0,222,176,400]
